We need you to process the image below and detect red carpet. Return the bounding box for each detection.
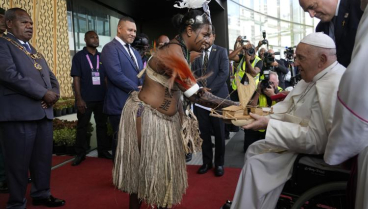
[52,155,73,167]
[0,157,241,209]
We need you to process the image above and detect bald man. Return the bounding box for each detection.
[299,0,363,67]
[227,33,345,209]
[156,35,169,48]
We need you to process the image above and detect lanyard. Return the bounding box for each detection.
[86,54,99,71]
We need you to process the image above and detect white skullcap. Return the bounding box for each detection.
[300,32,336,49]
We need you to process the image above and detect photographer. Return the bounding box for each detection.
[266,49,288,89]
[229,38,262,101]
[258,48,266,60]
[283,48,301,88]
[250,71,283,107]
[132,33,150,66]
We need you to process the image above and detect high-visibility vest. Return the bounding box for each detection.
[232,56,262,90]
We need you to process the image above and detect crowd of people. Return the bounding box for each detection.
[0,0,368,208]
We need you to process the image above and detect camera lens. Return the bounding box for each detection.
[247,48,255,56]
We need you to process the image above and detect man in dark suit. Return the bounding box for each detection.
[299,0,363,67]
[0,8,65,208]
[267,48,288,89]
[101,16,143,159]
[70,31,112,166]
[192,26,229,177]
[0,6,8,194]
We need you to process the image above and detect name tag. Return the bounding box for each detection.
[92,72,101,85]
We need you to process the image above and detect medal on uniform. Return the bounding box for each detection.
[34,63,42,70]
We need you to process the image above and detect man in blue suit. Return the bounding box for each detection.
[0,8,65,208]
[299,0,363,67]
[101,16,143,159]
[192,26,229,177]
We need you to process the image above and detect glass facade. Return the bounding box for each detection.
[66,0,123,57]
[228,0,319,58]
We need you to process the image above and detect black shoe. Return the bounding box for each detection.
[72,155,85,166]
[0,181,9,193]
[98,151,113,159]
[197,164,212,174]
[225,134,230,140]
[185,153,192,162]
[215,166,224,177]
[221,200,232,209]
[33,195,65,207]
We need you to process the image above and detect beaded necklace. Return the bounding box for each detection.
[175,35,190,64]
[0,35,44,71]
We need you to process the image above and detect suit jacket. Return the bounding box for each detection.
[0,34,59,121]
[101,38,143,115]
[274,59,288,89]
[316,0,363,67]
[191,44,229,99]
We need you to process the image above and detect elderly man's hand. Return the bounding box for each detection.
[43,90,59,106]
[264,87,275,97]
[243,113,269,131]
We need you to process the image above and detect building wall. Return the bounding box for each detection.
[0,0,73,97]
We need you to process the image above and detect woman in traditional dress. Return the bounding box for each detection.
[113,8,236,209]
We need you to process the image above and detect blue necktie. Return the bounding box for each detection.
[22,43,32,53]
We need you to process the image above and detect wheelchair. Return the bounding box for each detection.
[276,154,350,209]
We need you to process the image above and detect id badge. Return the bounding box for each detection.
[92,72,101,85]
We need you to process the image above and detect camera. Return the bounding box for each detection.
[260,70,271,90]
[284,47,294,60]
[240,35,249,44]
[261,30,268,46]
[132,37,149,49]
[246,46,255,56]
[263,51,280,66]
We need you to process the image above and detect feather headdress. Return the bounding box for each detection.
[174,0,210,9]
[154,48,196,90]
[174,0,212,24]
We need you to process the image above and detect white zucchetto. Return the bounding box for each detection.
[300,32,336,49]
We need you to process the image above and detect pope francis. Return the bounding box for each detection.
[229,33,346,209]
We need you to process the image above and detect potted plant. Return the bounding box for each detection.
[53,103,63,117]
[64,128,77,155]
[59,101,68,115]
[53,128,67,155]
[66,99,75,114]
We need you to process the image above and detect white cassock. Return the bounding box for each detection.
[230,61,345,209]
[324,6,368,209]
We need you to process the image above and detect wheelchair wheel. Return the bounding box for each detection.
[291,181,347,209]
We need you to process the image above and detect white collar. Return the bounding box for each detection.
[335,0,341,16]
[205,45,213,53]
[115,36,128,47]
[312,61,338,82]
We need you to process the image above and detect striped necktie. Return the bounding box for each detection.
[125,44,139,72]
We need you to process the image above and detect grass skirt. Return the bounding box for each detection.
[113,92,188,208]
